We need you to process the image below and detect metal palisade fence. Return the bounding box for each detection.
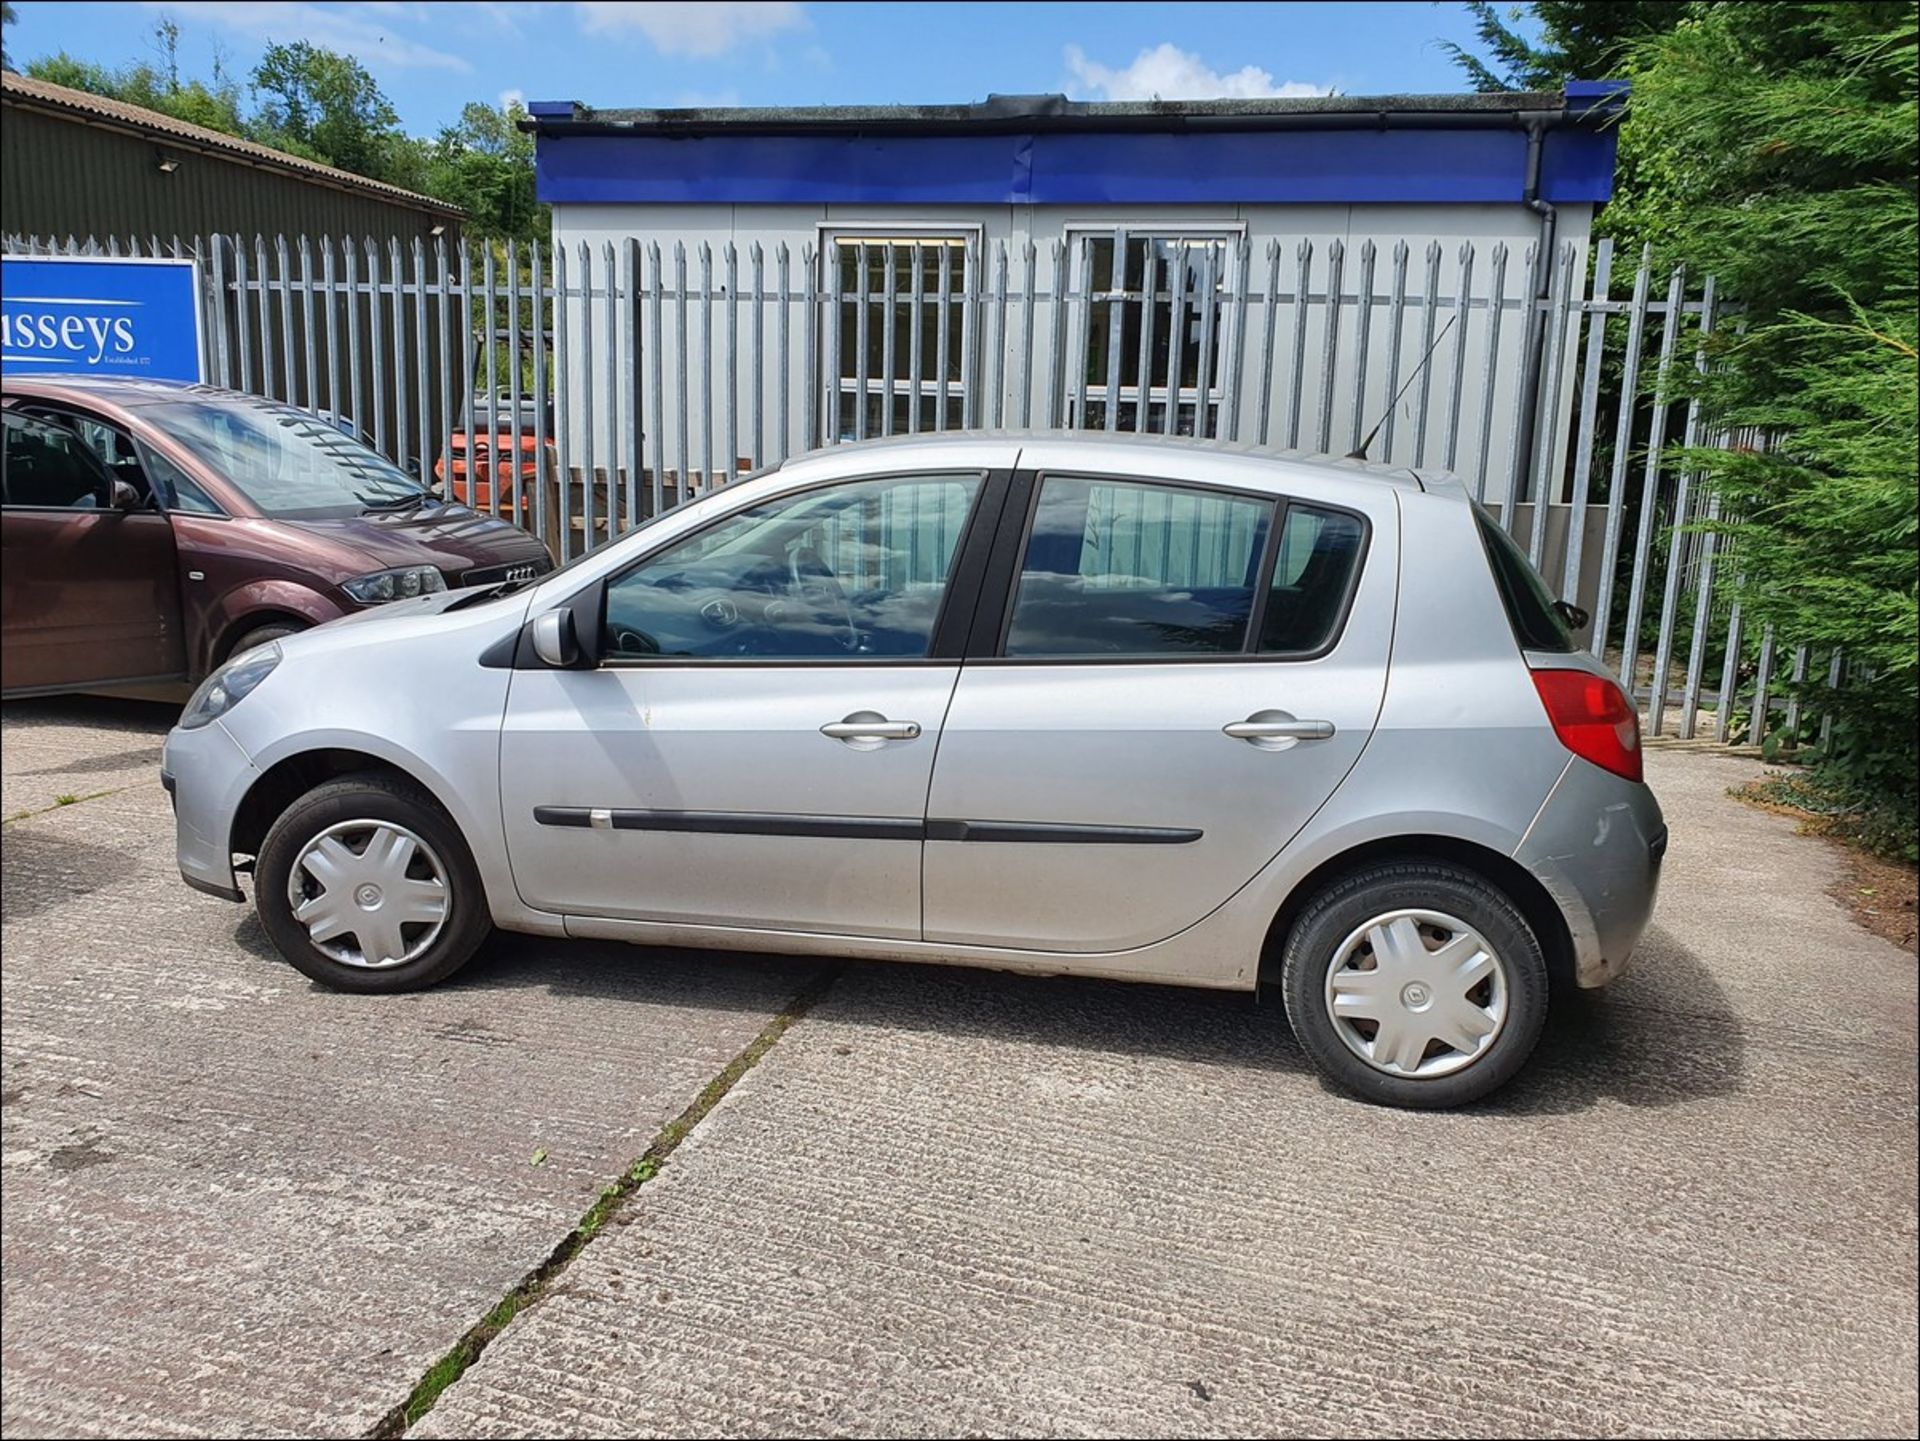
[1,229,1845,753]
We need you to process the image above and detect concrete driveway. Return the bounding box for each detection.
[2,697,1914,1439]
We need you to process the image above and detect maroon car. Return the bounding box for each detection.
[0,378,553,696]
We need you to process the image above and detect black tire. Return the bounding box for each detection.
[254,771,491,993]
[227,621,305,661]
[1280,860,1548,1109]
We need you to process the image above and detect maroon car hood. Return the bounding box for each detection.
[294,501,552,581]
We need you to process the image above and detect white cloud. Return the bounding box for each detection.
[469,0,523,32]
[1064,42,1328,102]
[499,87,526,111]
[576,2,807,58]
[146,2,474,72]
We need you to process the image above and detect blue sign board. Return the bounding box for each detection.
[1,255,205,382]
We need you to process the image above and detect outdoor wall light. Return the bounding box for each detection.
[429,223,447,237]
[154,149,180,174]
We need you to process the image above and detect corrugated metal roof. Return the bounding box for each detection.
[1,71,463,217]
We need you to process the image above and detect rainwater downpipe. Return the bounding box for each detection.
[1511,115,1559,510]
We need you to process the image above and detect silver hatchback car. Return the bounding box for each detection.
[164,433,1665,1108]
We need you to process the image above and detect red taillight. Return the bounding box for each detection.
[1531,668,1643,782]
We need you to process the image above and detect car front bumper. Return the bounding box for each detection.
[162,720,257,903]
[1515,758,1667,988]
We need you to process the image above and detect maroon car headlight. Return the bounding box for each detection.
[180,644,282,731]
[342,565,447,605]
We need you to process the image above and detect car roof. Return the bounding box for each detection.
[0,380,1463,498]
[777,428,1440,494]
[1,375,218,410]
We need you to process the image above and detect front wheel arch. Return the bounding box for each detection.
[231,748,433,861]
[220,615,310,664]
[1261,834,1575,991]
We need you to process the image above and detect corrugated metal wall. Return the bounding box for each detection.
[0,106,457,252]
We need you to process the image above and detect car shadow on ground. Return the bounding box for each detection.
[232,912,1743,1116]
[1,695,182,736]
[0,823,141,923]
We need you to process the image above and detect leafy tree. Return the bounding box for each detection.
[1443,1,1688,90]
[1457,2,1918,849]
[1622,2,1917,843]
[25,51,115,94]
[26,19,248,137]
[249,40,406,181]
[423,100,546,245]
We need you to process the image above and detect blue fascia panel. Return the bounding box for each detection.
[1029,130,1531,204]
[536,126,1616,206]
[1537,127,1617,201]
[538,134,1035,205]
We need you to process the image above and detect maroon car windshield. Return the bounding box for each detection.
[140,395,427,519]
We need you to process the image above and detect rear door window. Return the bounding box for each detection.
[1475,505,1575,653]
[1002,476,1273,657]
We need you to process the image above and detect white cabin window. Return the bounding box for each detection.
[1068,229,1238,438]
[824,233,972,442]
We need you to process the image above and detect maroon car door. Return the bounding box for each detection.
[0,410,187,695]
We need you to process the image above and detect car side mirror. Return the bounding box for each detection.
[525,582,605,669]
[530,609,579,667]
[1554,599,1590,633]
[109,479,142,513]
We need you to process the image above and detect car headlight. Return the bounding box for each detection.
[180,643,281,731]
[342,565,446,605]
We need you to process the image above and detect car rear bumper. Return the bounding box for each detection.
[1515,758,1667,988]
[162,720,257,903]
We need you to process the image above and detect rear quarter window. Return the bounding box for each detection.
[1474,506,1575,653]
[1260,504,1367,656]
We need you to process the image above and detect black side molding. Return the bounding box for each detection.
[532,806,922,840]
[925,819,1202,845]
[533,807,1202,845]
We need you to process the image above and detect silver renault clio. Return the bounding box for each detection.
[163,433,1664,1108]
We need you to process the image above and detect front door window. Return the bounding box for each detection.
[600,472,983,660]
[1,411,113,509]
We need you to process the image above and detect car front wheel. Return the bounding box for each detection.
[254,772,491,993]
[1279,859,1549,1108]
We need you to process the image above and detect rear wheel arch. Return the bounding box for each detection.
[1262,834,1575,990]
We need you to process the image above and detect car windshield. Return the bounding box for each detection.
[140,396,426,519]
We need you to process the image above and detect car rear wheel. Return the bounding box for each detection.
[254,772,491,993]
[1279,860,1548,1108]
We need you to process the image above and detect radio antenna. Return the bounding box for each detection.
[1347,312,1458,461]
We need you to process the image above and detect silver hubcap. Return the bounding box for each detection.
[287,820,449,969]
[1323,908,1509,1079]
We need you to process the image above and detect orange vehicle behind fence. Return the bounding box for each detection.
[433,430,556,515]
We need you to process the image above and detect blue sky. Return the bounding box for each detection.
[7,2,1538,135]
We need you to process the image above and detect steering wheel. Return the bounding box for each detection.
[788,546,859,652]
[609,623,662,655]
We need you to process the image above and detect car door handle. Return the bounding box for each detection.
[1223,711,1335,749]
[821,711,922,744]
